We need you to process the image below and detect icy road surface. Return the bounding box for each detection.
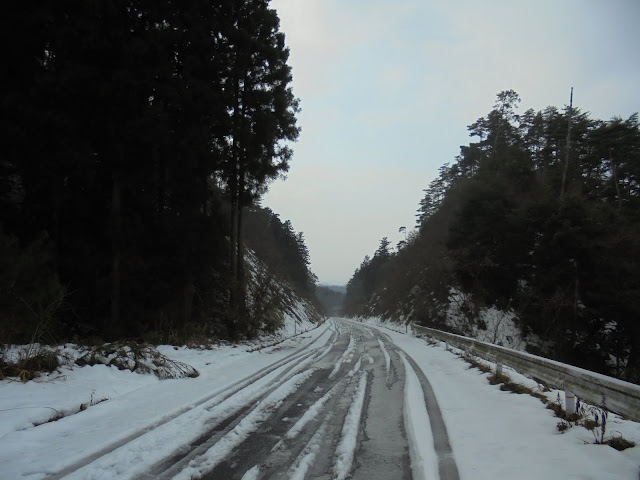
[1,318,639,479]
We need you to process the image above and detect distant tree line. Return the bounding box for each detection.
[345,91,640,382]
[315,286,345,317]
[244,206,317,297]
[0,1,311,343]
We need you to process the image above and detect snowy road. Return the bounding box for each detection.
[143,319,459,480]
[2,317,639,479]
[112,319,458,479]
[7,319,457,480]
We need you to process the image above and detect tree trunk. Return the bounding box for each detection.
[229,66,246,330]
[51,171,62,269]
[230,193,238,279]
[183,273,195,326]
[610,148,623,212]
[560,87,573,201]
[236,167,247,326]
[229,72,242,289]
[229,173,239,331]
[152,145,161,221]
[110,172,122,331]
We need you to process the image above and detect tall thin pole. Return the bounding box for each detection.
[560,87,573,201]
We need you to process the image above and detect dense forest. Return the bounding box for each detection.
[315,285,345,317]
[244,206,317,299]
[345,90,640,382]
[0,1,320,344]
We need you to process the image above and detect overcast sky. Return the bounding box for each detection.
[262,0,640,286]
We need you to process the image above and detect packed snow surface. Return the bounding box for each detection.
[358,317,640,480]
[172,369,315,480]
[400,351,439,480]
[377,337,391,375]
[329,334,355,379]
[1,315,639,479]
[333,371,368,480]
[240,464,260,480]
[288,418,329,480]
[285,382,338,440]
[0,316,326,479]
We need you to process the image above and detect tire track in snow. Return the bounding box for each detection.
[314,339,336,364]
[284,382,340,440]
[240,465,260,480]
[347,354,362,377]
[333,371,368,480]
[236,334,361,477]
[143,336,342,479]
[400,352,460,480]
[172,369,316,480]
[228,366,352,479]
[329,335,356,379]
[176,324,356,479]
[361,326,375,338]
[377,338,391,375]
[354,318,459,480]
[172,319,411,480]
[50,334,331,480]
[400,352,439,480]
[75,352,321,480]
[287,412,332,480]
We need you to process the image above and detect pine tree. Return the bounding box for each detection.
[219,0,300,331]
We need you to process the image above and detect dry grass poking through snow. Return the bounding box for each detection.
[451,344,636,452]
[0,348,59,382]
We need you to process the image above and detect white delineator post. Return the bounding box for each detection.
[565,391,576,415]
[496,362,503,376]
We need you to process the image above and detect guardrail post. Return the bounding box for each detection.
[565,391,576,415]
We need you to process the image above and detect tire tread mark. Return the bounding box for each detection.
[45,324,334,480]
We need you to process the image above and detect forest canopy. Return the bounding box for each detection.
[345,90,640,382]
[0,1,316,343]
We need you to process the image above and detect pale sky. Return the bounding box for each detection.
[262,0,640,286]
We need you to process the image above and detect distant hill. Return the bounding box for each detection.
[315,285,345,316]
[319,284,347,294]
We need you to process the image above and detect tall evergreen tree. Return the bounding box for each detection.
[1,0,301,342]
[218,0,300,332]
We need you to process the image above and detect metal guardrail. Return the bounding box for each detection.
[411,324,640,422]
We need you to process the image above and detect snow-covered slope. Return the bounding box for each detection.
[364,285,534,352]
[0,326,332,479]
[438,287,527,351]
[0,248,324,451]
[245,249,323,338]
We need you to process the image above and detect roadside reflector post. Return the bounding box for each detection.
[496,362,503,376]
[565,391,576,415]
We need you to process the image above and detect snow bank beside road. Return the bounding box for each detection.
[400,352,439,480]
[357,319,640,480]
[0,322,331,479]
[400,353,439,480]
